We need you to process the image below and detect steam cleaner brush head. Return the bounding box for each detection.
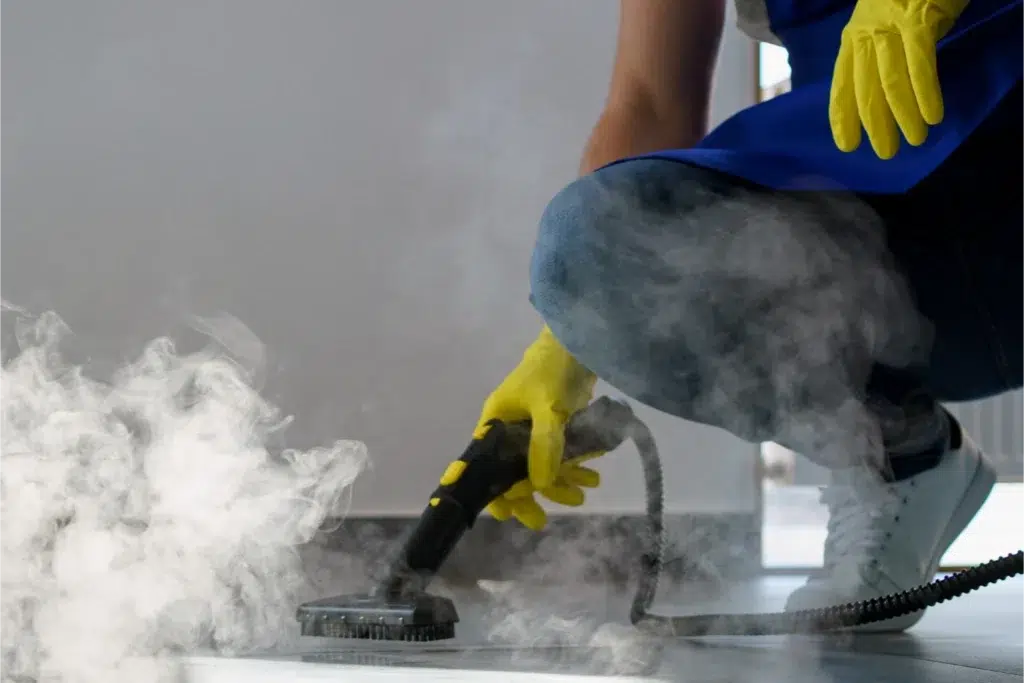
[296,592,459,642]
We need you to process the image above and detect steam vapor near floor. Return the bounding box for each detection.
[1,306,370,683]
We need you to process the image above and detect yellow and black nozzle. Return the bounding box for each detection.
[298,394,1024,642]
[296,396,636,641]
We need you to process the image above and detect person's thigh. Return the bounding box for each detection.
[529,158,928,464]
[875,85,1023,403]
[884,213,1022,404]
[958,209,1024,397]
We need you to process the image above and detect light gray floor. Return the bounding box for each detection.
[762,484,1024,569]
[186,573,1023,682]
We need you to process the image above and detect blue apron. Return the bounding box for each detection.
[616,0,1022,193]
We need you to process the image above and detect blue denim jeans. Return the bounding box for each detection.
[530,87,1022,471]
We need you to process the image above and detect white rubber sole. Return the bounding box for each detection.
[856,440,997,633]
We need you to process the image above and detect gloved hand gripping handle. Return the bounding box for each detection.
[302,394,1022,641]
[375,396,636,598]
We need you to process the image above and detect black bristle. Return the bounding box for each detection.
[296,592,459,642]
[304,621,456,642]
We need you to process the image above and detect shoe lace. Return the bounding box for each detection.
[819,470,903,573]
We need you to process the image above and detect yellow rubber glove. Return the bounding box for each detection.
[830,0,970,160]
[441,326,603,531]
[483,451,604,531]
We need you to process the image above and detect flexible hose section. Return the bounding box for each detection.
[621,415,1024,636]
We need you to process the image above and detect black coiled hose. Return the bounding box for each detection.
[619,412,1024,636]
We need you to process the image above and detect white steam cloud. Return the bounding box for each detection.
[550,179,931,474]
[1,307,369,683]
[460,180,931,672]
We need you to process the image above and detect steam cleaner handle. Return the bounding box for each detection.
[392,396,635,582]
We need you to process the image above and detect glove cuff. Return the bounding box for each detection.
[535,327,598,387]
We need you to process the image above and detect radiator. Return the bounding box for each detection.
[946,389,1024,478]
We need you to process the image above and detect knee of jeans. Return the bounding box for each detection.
[529,176,599,328]
[529,159,709,333]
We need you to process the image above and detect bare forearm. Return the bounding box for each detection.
[578,103,710,174]
[580,0,726,175]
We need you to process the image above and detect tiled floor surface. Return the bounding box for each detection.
[186,572,1023,682]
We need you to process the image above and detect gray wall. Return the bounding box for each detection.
[2,0,759,515]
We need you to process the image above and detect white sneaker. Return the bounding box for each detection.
[785,432,997,632]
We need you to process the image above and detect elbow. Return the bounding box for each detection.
[599,88,713,151]
[606,66,716,128]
